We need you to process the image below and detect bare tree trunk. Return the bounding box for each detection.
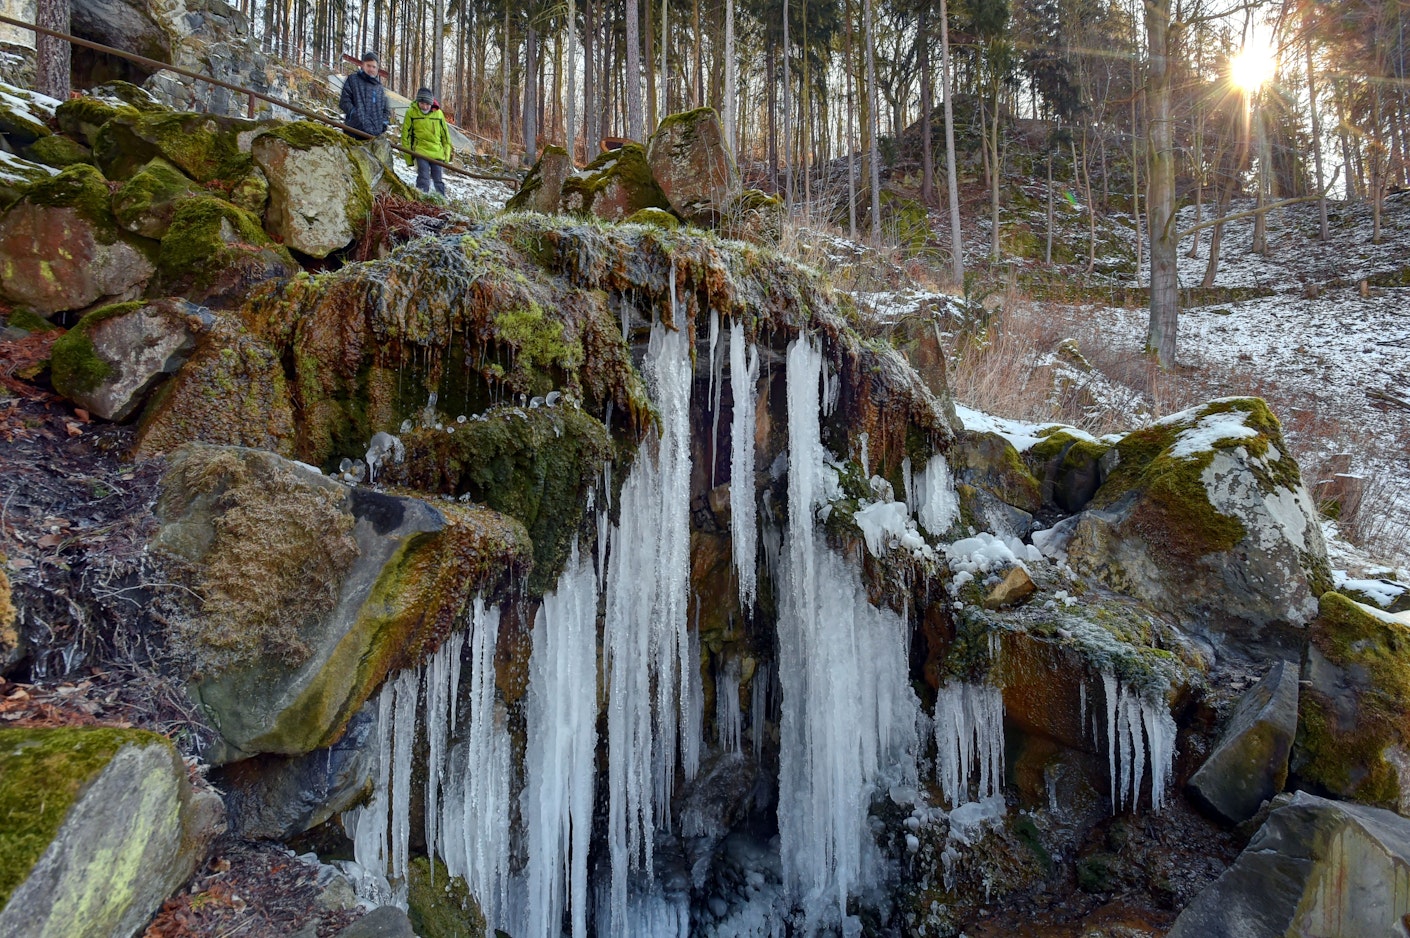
[723,0,736,153]
[692,0,702,108]
[1146,0,1179,368]
[584,0,596,155]
[940,0,963,282]
[431,0,444,97]
[35,0,71,100]
[1306,34,1328,240]
[645,0,656,129]
[988,74,1001,258]
[782,0,792,211]
[523,24,538,159]
[919,4,934,207]
[500,0,511,161]
[566,0,576,158]
[844,0,857,239]
[626,0,642,139]
[1045,148,1054,264]
[864,0,881,245]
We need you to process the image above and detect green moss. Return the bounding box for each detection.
[1294,592,1410,809]
[406,856,486,938]
[20,164,119,242]
[111,157,197,238]
[258,120,350,151]
[21,135,94,169]
[655,106,717,140]
[50,314,122,395]
[493,303,585,391]
[562,143,671,218]
[54,97,119,146]
[6,309,57,333]
[1077,852,1115,892]
[0,727,171,907]
[955,430,1043,514]
[158,196,293,289]
[94,111,253,184]
[879,190,929,252]
[625,207,681,229]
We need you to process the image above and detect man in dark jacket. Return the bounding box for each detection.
[339,52,391,140]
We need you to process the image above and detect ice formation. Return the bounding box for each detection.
[932,682,1006,807]
[523,546,600,938]
[913,453,960,536]
[717,658,744,755]
[775,337,921,924]
[729,321,760,607]
[1100,672,1178,814]
[602,322,703,936]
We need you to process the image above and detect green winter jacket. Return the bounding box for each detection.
[400,105,453,165]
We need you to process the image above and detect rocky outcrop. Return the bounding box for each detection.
[0,164,155,317]
[1067,398,1331,656]
[1168,791,1410,938]
[1188,659,1300,823]
[49,298,210,421]
[154,195,297,304]
[505,144,572,214]
[1294,592,1410,813]
[0,727,222,937]
[252,122,375,258]
[561,143,672,222]
[644,107,739,224]
[111,156,200,238]
[152,443,532,763]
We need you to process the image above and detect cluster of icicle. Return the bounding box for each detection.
[776,338,921,927]
[1095,672,1179,814]
[932,682,1006,807]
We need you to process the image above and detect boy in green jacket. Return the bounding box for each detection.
[401,87,452,197]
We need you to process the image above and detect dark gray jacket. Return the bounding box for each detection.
[340,70,391,137]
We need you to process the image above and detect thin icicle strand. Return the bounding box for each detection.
[729,322,760,607]
[603,321,699,938]
[1100,671,1178,814]
[388,668,419,890]
[523,546,599,938]
[717,658,744,754]
[422,629,465,881]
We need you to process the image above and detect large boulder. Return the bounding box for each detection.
[505,144,573,214]
[0,726,222,937]
[1168,791,1410,938]
[252,122,375,258]
[49,298,211,421]
[1067,398,1331,656]
[154,195,297,304]
[1187,658,1300,823]
[644,107,739,224]
[93,107,256,184]
[561,142,672,222]
[0,81,54,147]
[70,0,173,76]
[152,443,532,763]
[111,156,200,239]
[0,150,57,209]
[1294,592,1410,813]
[0,164,155,317]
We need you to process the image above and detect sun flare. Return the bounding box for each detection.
[1230,44,1276,92]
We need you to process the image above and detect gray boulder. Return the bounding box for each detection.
[0,727,222,937]
[1188,659,1300,823]
[49,298,211,421]
[252,122,375,258]
[1169,791,1410,938]
[505,144,573,214]
[337,906,416,938]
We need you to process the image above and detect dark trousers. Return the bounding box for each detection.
[415,158,447,197]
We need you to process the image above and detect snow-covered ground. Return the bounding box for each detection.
[391,158,515,210]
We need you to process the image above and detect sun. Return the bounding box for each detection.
[1230,43,1276,92]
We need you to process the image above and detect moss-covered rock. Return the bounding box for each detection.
[54,97,119,148]
[156,196,297,305]
[879,189,930,252]
[406,857,486,938]
[111,156,199,240]
[951,430,1043,536]
[153,444,532,762]
[252,122,375,258]
[0,86,52,146]
[388,404,612,594]
[645,107,739,224]
[1025,428,1112,514]
[1294,592,1410,813]
[1068,398,1331,652]
[0,152,58,211]
[0,726,219,936]
[228,166,269,216]
[505,144,573,214]
[624,206,681,229]
[51,298,210,421]
[0,164,156,317]
[93,108,255,184]
[561,143,672,221]
[719,188,783,244]
[21,135,93,170]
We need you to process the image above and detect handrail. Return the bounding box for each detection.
[0,13,521,184]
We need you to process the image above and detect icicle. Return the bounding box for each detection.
[344,679,396,903]
[603,321,699,937]
[858,431,870,477]
[708,307,724,487]
[422,630,466,877]
[932,682,1006,807]
[1099,671,1177,815]
[523,546,599,938]
[1102,670,1120,812]
[901,456,915,515]
[776,337,921,925]
[388,668,419,890]
[751,662,770,763]
[729,322,760,608]
[915,453,960,536]
[717,658,744,754]
[1079,680,1088,740]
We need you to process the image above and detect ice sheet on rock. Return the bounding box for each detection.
[603,321,701,937]
[852,499,931,558]
[914,454,960,536]
[932,682,1006,807]
[1032,516,1082,562]
[1334,571,1408,609]
[523,546,599,938]
[730,322,760,607]
[946,795,1006,847]
[776,337,921,926]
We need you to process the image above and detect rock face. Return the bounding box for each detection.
[1295,592,1410,813]
[1188,659,1300,823]
[221,702,377,839]
[111,157,199,239]
[0,727,220,938]
[252,123,375,258]
[644,107,739,224]
[1067,398,1331,656]
[49,299,210,421]
[1168,791,1410,938]
[152,443,531,763]
[0,165,154,317]
[505,144,572,214]
[154,196,296,304]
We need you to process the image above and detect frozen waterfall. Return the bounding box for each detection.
[729,321,760,608]
[776,337,921,927]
